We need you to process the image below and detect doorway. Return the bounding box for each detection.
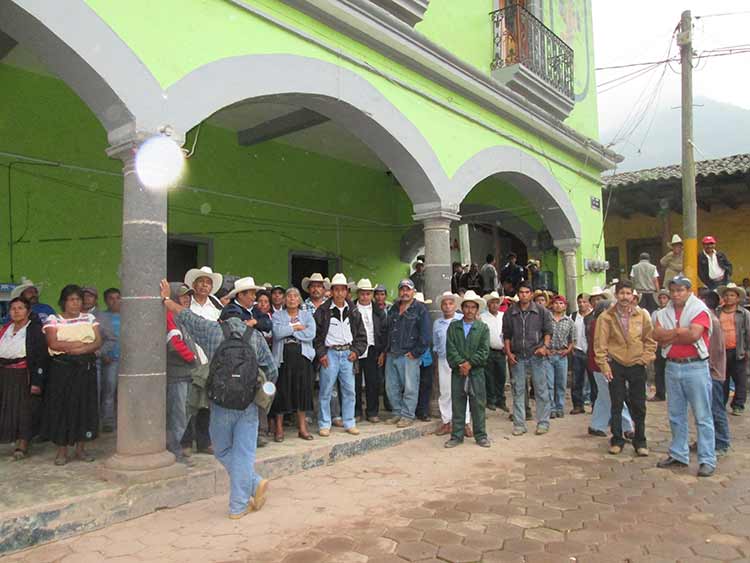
[290,253,337,298]
[167,236,213,281]
[626,238,662,273]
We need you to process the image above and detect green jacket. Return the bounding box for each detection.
[446,318,490,376]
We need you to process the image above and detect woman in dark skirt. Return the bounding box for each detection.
[0,297,48,460]
[43,285,102,465]
[271,287,316,441]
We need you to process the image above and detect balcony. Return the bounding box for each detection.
[490,3,574,120]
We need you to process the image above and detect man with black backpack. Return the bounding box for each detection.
[160,280,278,520]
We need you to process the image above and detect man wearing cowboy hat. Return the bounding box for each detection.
[185,266,224,321]
[444,290,491,448]
[660,234,684,282]
[352,279,387,422]
[699,236,733,290]
[410,259,425,293]
[301,273,330,313]
[220,277,271,333]
[313,274,368,436]
[433,291,467,435]
[716,283,750,416]
[384,279,432,428]
[9,279,55,322]
[481,291,508,412]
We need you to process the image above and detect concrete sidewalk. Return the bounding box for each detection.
[7,399,750,562]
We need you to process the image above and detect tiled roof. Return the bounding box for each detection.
[604,153,750,189]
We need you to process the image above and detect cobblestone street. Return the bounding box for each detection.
[8,400,750,563]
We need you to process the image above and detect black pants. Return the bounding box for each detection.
[485,349,507,406]
[571,349,590,408]
[609,361,647,449]
[416,364,433,418]
[356,347,381,418]
[639,292,658,314]
[654,350,666,400]
[181,408,211,451]
[724,349,747,410]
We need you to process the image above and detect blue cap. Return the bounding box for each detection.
[398,279,415,290]
[668,275,692,289]
[374,284,387,293]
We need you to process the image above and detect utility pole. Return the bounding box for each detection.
[678,10,698,290]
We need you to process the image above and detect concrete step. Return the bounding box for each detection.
[0,418,438,555]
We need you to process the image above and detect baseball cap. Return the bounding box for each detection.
[398,279,415,290]
[668,275,692,289]
[702,236,717,245]
[81,286,98,298]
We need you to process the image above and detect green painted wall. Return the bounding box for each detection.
[0,63,414,304]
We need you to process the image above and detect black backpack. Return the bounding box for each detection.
[207,323,259,410]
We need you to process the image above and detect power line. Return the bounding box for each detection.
[695,10,750,19]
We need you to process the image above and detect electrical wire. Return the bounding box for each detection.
[695,10,750,19]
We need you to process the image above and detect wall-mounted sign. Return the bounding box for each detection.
[590,196,601,211]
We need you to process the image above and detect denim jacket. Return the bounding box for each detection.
[432,313,463,359]
[385,299,432,357]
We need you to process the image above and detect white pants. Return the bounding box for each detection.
[438,356,470,425]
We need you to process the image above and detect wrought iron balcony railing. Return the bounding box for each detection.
[491,3,574,102]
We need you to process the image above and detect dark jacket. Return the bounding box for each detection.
[502,302,553,358]
[446,319,490,377]
[385,299,432,357]
[313,298,368,360]
[500,262,526,288]
[699,251,732,287]
[717,305,750,360]
[352,302,387,353]
[220,300,273,333]
[0,313,49,389]
[459,272,481,292]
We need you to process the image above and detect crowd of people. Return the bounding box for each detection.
[1,233,747,517]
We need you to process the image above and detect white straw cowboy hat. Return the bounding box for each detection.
[718,282,747,301]
[301,273,331,292]
[328,273,350,288]
[414,292,433,304]
[226,277,265,299]
[483,291,502,303]
[589,286,612,300]
[459,290,485,311]
[355,278,375,292]
[412,259,424,269]
[670,234,683,246]
[184,266,223,294]
[436,291,459,307]
[10,279,40,300]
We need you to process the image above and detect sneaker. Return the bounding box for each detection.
[396,418,414,429]
[444,438,462,448]
[252,479,269,511]
[386,416,401,425]
[608,444,623,455]
[318,428,331,437]
[697,464,715,477]
[346,426,360,436]
[731,406,743,416]
[476,437,491,448]
[535,425,549,436]
[588,427,607,437]
[657,456,688,469]
[512,427,526,436]
[636,447,649,457]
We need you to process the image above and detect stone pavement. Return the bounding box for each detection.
[7,399,750,563]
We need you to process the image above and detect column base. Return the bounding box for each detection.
[99,451,186,486]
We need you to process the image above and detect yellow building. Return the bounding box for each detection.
[603,154,750,284]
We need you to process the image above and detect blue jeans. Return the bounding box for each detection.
[545,354,568,413]
[711,378,731,451]
[166,381,189,458]
[209,401,263,515]
[100,359,119,428]
[319,349,356,430]
[385,354,420,420]
[591,371,633,433]
[666,360,716,468]
[511,356,549,430]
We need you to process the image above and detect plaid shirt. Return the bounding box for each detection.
[549,315,575,351]
[176,310,278,383]
[301,298,323,314]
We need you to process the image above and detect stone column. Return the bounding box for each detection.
[413,206,460,418]
[99,133,185,485]
[458,223,472,267]
[556,239,580,314]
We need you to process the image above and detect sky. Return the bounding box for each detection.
[592,0,750,143]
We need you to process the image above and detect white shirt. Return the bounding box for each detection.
[357,302,375,358]
[480,310,504,350]
[325,303,353,347]
[0,322,28,359]
[705,251,725,281]
[190,296,221,321]
[574,312,588,353]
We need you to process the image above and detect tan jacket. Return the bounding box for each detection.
[594,305,657,373]
[660,251,683,282]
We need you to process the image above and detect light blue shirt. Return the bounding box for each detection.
[462,321,474,337]
[432,312,463,358]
